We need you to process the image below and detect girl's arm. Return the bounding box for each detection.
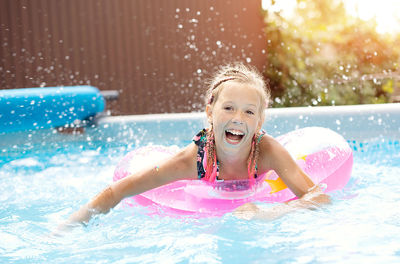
[234,135,330,221]
[59,143,198,229]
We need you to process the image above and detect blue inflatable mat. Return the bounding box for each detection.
[0,86,105,133]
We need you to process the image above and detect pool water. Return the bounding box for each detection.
[1,128,400,263]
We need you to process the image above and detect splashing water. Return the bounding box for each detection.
[0,131,400,263]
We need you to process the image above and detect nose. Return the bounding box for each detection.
[232,111,244,125]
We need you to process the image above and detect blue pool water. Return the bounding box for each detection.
[1,104,400,263]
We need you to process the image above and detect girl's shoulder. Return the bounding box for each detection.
[259,133,280,150]
[257,133,288,172]
[176,142,198,162]
[165,142,198,180]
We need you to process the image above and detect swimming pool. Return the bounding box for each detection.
[1,103,400,263]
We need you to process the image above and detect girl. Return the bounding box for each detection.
[60,63,329,229]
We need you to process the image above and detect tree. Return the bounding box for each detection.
[263,0,400,107]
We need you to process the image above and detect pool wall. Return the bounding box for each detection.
[95,103,400,141]
[1,103,400,157]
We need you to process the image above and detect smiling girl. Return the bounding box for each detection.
[60,63,329,229]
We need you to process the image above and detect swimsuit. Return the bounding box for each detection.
[192,128,265,181]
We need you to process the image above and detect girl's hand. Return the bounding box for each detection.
[233,202,260,220]
[233,185,330,221]
[234,202,294,221]
[289,184,331,209]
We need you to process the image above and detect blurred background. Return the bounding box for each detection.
[1,0,399,115]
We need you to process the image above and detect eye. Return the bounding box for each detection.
[246,110,255,115]
[224,106,233,111]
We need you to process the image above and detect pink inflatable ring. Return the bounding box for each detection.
[113,127,353,216]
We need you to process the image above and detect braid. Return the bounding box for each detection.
[247,132,262,183]
[205,126,217,181]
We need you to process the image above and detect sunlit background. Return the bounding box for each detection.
[261,0,400,107]
[343,0,400,34]
[263,0,400,35]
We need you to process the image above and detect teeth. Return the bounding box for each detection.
[226,129,244,136]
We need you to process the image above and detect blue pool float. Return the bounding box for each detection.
[0,86,105,133]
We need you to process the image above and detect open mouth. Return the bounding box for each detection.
[225,129,245,145]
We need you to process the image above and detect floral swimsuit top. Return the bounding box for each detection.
[192,128,265,181]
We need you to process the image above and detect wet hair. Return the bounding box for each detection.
[203,63,270,182]
[205,62,270,119]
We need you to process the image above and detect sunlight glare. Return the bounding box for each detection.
[344,0,400,34]
[262,0,400,35]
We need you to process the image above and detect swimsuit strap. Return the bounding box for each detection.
[193,129,266,181]
[193,129,208,179]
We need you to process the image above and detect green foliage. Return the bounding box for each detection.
[263,0,400,107]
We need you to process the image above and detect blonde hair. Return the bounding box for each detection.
[203,63,270,182]
[205,62,270,118]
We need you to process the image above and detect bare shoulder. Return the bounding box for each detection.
[257,134,290,173]
[173,142,198,164]
[259,134,283,152]
[166,142,198,179]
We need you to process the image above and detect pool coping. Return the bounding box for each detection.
[98,103,400,123]
[1,103,400,154]
[95,103,400,140]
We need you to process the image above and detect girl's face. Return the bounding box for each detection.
[206,81,264,156]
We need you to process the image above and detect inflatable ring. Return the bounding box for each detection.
[113,127,353,216]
